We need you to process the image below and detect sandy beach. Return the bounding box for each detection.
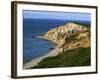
[23,47,60,69]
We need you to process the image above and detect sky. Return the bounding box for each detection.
[23,10,91,21]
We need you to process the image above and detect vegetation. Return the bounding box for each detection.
[73,22,90,28]
[65,34,77,43]
[73,22,90,32]
[30,47,91,69]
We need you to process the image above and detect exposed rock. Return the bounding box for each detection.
[60,32,90,52]
[42,22,90,52]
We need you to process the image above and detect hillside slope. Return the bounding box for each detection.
[31,47,90,68]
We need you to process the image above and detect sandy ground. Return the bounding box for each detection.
[23,47,60,69]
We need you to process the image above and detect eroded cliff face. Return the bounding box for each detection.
[42,22,90,52]
[60,32,90,51]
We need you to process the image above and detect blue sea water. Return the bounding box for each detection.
[23,19,90,63]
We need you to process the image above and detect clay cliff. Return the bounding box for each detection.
[42,22,90,52]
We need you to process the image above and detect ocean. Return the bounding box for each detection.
[23,19,90,63]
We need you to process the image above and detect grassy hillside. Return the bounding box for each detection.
[30,47,91,69]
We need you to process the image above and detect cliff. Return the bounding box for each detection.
[42,22,90,52]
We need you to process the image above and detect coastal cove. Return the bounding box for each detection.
[23,19,90,69]
[23,37,60,69]
[23,19,70,63]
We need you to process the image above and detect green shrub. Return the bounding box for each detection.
[30,47,91,69]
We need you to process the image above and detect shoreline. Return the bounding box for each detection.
[23,47,60,69]
[36,36,59,45]
[23,36,60,69]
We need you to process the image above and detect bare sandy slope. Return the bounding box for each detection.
[23,47,60,69]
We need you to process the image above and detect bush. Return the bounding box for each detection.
[30,47,91,69]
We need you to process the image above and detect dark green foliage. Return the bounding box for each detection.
[72,22,90,28]
[65,35,76,43]
[75,22,91,32]
[65,33,80,43]
[30,47,91,69]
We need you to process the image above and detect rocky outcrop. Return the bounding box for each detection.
[43,23,88,44]
[42,22,90,52]
[60,32,90,51]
